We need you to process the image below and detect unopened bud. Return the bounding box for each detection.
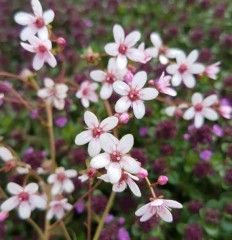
[119,113,129,124]
[157,175,168,185]
[124,71,134,84]
[0,211,8,222]
[137,168,148,178]
[57,37,67,47]
[148,80,155,86]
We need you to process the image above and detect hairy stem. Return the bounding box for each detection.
[87,181,92,240]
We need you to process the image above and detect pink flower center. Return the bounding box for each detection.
[35,18,45,28]
[57,173,65,181]
[49,88,57,97]
[110,151,121,162]
[82,88,89,96]
[178,64,188,73]
[18,192,29,201]
[38,44,47,53]
[106,73,115,84]
[128,90,139,101]
[92,127,103,138]
[195,103,203,112]
[118,44,127,55]
[87,168,96,177]
[120,172,128,182]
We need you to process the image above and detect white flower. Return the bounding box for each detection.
[183,93,218,128]
[47,198,72,220]
[14,0,55,41]
[113,71,159,119]
[90,134,141,184]
[204,61,220,80]
[47,167,77,195]
[150,33,183,65]
[90,58,127,99]
[37,78,68,110]
[21,35,57,70]
[75,81,98,108]
[165,103,188,117]
[75,111,118,157]
[135,198,182,222]
[104,24,145,69]
[1,182,46,219]
[99,171,141,197]
[166,50,205,88]
[0,146,14,162]
[155,72,177,96]
[138,42,158,64]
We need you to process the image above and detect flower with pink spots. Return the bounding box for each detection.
[166,50,205,88]
[14,0,55,41]
[21,35,57,70]
[135,198,182,222]
[75,111,118,157]
[104,24,145,69]
[1,182,46,219]
[183,92,218,128]
[113,71,159,119]
[75,81,98,108]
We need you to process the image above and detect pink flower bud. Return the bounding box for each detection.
[119,113,129,124]
[137,168,148,178]
[124,71,134,84]
[57,37,67,47]
[157,175,168,185]
[148,80,155,86]
[0,211,9,222]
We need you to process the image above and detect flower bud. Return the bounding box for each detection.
[57,37,67,47]
[124,71,134,84]
[137,168,148,178]
[0,211,9,222]
[119,113,129,124]
[157,175,168,185]
[148,80,155,86]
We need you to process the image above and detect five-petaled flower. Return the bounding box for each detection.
[183,92,218,128]
[1,182,46,219]
[14,0,55,41]
[75,111,118,157]
[99,171,141,197]
[90,58,127,99]
[113,71,159,119]
[75,81,99,108]
[37,78,68,110]
[104,24,145,69]
[166,50,205,88]
[90,134,141,184]
[155,72,177,97]
[135,198,183,222]
[47,198,72,220]
[21,35,57,70]
[47,167,77,195]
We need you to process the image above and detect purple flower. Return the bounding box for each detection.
[200,150,213,161]
[118,227,130,240]
[118,217,125,225]
[212,124,224,137]
[105,214,114,224]
[55,116,68,127]
[139,127,148,137]
[75,201,85,214]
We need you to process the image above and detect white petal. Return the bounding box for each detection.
[98,174,110,182]
[171,73,182,86]
[203,108,218,120]
[20,42,36,52]
[1,196,20,211]
[113,81,130,96]
[132,100,145,119]
[24,183,39,194]
[117,54,128,69]
[63,179,74,193]
[132,71,147,90]
[124,31,141,47]
[159,55,169,65]
[166,64,179,74]
[183,107,195,120]
[140,210,154,222]
[45,52,57,68]
[46,209,54,220]
[32,54,45,71]
[43,10,55,25]
[90,70,106,82]
[47,174,56,184]
[18,201,31,219]
[31,0,43,17]
[75,130,92,145]
[126,48,145,62]
[65,170,77,178]
[84,111,99,129]
[51,182,62,195]
[0,147,13,161]
[192,92,203,105]
[88,138,101,157]
[139,88,158,100]
[182,73,196,88]
[135,203,150,216]
[7,182,23,195]
[90,153,110,169]
[29,195,46,209]
[100,83,113,100]
[162,88,177,97]
[113,181,127,192]
[53,99,65,110]
[187,50,199,64]
[158,207,173,222]
[117,134,134,154]
[44,77,54,87]
[164,200,183,209]
[176,51,186,64]
[189,63,205,74]
[14,12,34,25]
[194,113,204,128]
[203,95,217,107]
[100,133,117,153]
[37,27,49,40]
[100,116,118,131]
[115,96,131,113]
[150,32,162,48]
[107,163,122,183]
[121,156,141,174]
[113,24,125,44]
[127,178,141,197]
[105,43,119,56]
[165,106,176,117]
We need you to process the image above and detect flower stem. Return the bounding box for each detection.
[145,177,157,198]
[93,191,116,240]
[87,181,92,240]
[60,221,72,240]
[27,218,45,240]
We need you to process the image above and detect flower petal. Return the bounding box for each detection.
[7,182,23,195]
[113,81,130,96]
[164,200,183,209]
[124,31,141,47]
[113,181,127,192]
[65,170,78,178]
[84,111,99,129]
[32,54,45,71]
[158,207,173,222]
[100,116,118,131]
[43,9,55,25]
[115,96,131,113]
[0,147,13,161]
[132,71,147,91]
[135,203,150,216]
[150,32,162,48]
[1,196,20,211]
[31,0,43,17]
[165,106,176,117]
[105,43,119,56]
[113,24,125,44]
[186,49,199,64]
[29,195,46,209]
[24,183,39,194]
[194,113,204,128]
[63,179,75,193]
[127,178,141,197]
[166,64,179,74]
[121,156,141,174]
[88,138,101,157]
[100,83,113,100]
[117,134,134,154]
[75,130,92,145]
[107,162,122,183]
[189,63,205,74]
[90,153,110,169]
[171,72,182,87]
[90,70,106,82]
[139,88,158,100]
[116,54,127,69]
[14,12,34,25]
[100,133,118,153]
[203,108,218,120]
[45,52,57,68]
[182,73,196,88]
[183,107,195,120]
[192,92,203,105]
[127,48,145,62]
[132,100,145,119]
[203,94,217,107]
